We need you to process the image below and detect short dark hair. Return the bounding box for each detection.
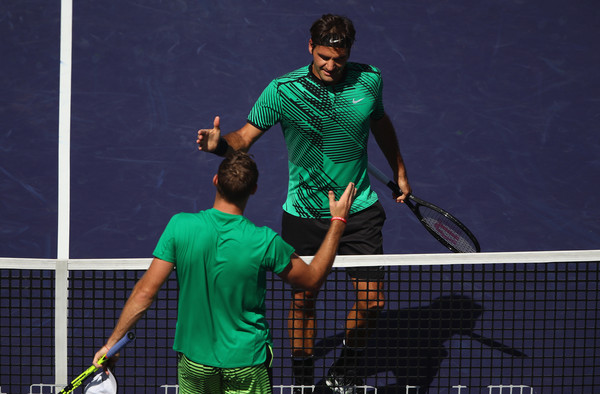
[310,14,355,49]
[216,151,258,203]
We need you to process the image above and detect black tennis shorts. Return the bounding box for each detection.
[282,201,386,281]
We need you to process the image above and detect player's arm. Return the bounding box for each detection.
[370,113,411,202]
[196,116,266,155]
[92,258,174,368]
[278,183,357,292]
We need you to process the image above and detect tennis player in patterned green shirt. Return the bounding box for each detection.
[92,152,356,393]
[197,14,411,393]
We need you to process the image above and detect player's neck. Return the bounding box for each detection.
[213,194,245,216]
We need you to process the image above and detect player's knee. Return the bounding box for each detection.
[356,294,385,316]
[368,298,385,312]
[359,298,384,313]
[292,291,317,311]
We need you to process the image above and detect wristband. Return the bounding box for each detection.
[331,216,347,224]
[213,137,229,156]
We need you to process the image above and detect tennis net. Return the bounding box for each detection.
[1,250,599,393]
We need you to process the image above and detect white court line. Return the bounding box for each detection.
[56,0,73,390]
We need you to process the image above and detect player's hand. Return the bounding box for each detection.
[394,180,411,203]
[328,182,356,221]
[93,345,118,371]
[196,116,221,152]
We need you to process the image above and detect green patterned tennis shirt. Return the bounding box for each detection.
[248,62,385,219]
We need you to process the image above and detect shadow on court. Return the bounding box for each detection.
[311,294,527,393]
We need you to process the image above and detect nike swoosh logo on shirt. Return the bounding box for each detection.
[352,98,365,104]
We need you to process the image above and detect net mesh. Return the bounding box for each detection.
[1,269,56,392]
[1,253,599,393]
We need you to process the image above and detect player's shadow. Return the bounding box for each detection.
[312,294,527,393]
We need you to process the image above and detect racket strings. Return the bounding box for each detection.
[418,205,478,253]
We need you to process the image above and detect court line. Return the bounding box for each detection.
[56,0,73,390]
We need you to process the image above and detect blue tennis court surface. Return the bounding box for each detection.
[2,0,598,258]
[1,1,599,393]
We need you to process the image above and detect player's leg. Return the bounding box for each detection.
[282,212,329,393]
[326,202,386,393]
[340,201,386,345]
[339,201,386,348]
[326,275,385,393]
[288,289,318,393]
[288,290,318,357]
[345,278,385,348]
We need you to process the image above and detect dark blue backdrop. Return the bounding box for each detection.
[1,0,599,258]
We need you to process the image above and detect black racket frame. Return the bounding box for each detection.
[403,192,481,253]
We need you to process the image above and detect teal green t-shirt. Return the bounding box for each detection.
[247,62,384,219]
[153,209,294,368]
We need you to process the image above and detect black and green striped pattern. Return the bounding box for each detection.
[178,354,272,394]
[248,63,384,218]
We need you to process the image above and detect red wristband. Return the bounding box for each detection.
[331,216,347,224]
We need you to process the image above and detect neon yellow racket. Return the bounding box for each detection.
[58,332,136,394]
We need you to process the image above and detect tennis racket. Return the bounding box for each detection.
[58,331,136,394]
[368,162,480,253]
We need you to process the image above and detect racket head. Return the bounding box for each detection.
[406,195,481,253]
[59,332,135,394]
[367,161,480,253]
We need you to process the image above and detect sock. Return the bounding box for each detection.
[291,356,314,386]
[336,341,366,370]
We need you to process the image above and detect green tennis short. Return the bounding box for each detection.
[177,347,273,394]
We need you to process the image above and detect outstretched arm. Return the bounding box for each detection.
[92,258,174,369]
[196,116,265,155]
[278,182,357,292]
[370,113,411,202]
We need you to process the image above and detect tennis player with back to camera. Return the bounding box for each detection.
[92,151,356,393]
[197,13,411,393]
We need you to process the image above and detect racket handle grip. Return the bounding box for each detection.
[105,331,136,359]
[367,162,403,196]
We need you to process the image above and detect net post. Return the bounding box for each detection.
[55,259,69,392]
